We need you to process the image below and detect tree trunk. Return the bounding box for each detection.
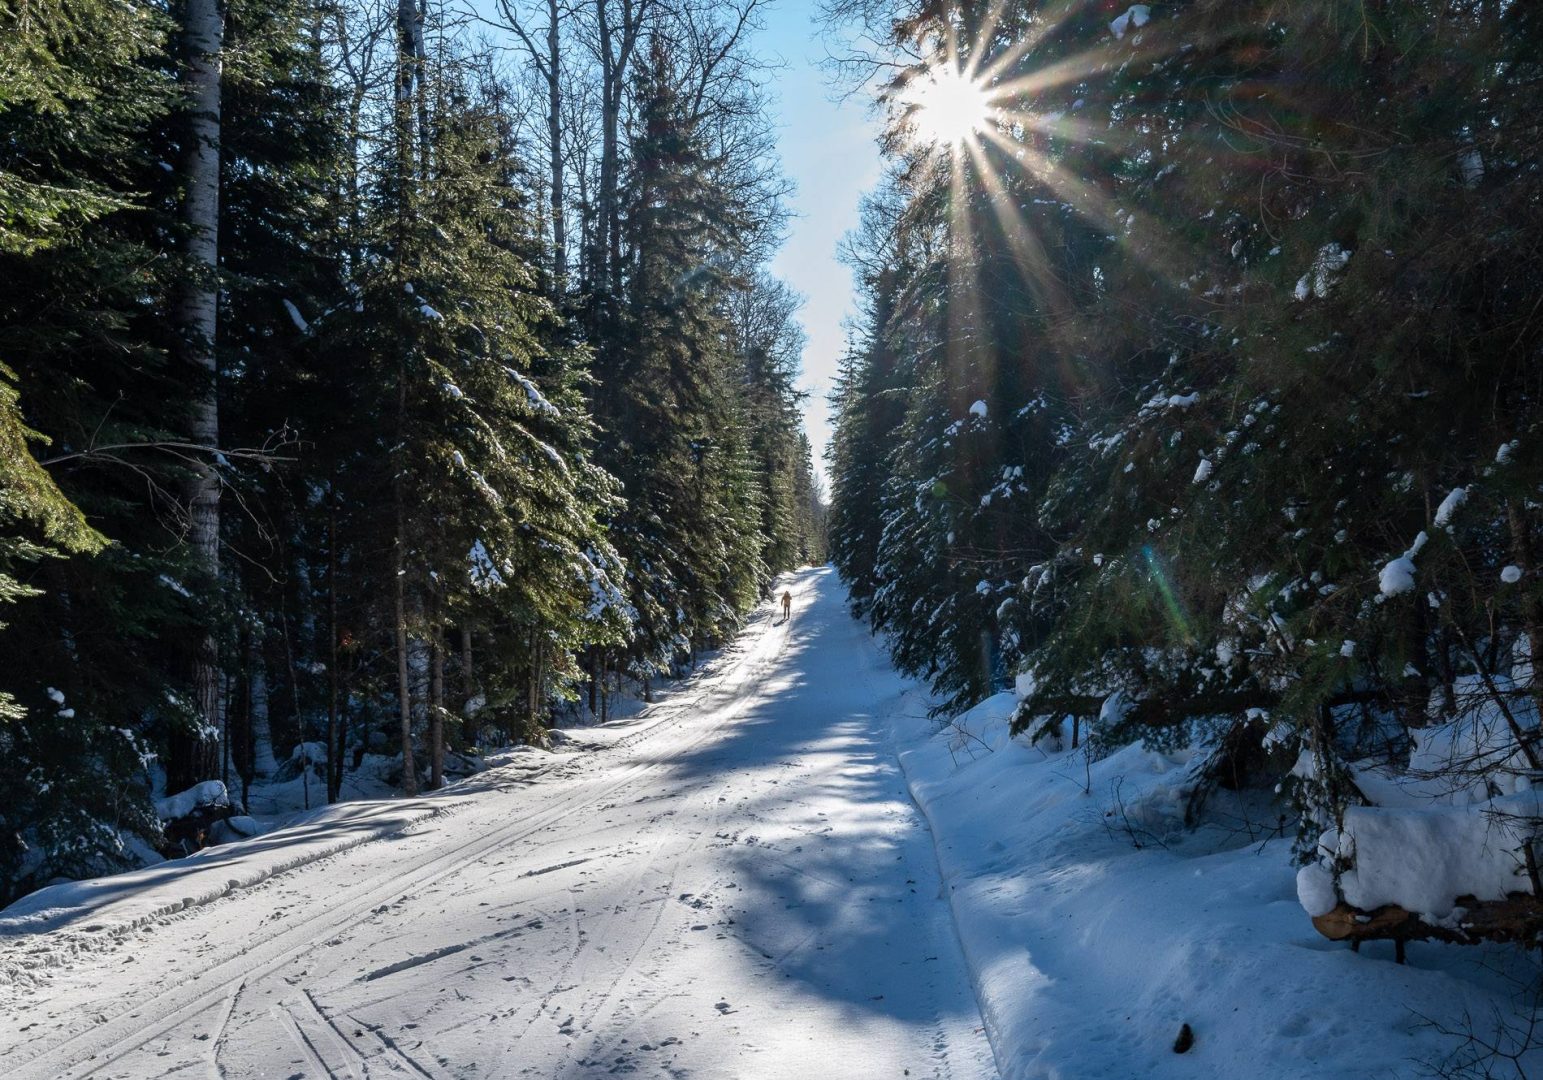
[239,641,252,808]
[603,85,622,297]
[247,638,279,780]
[326,482,342,803]
[599,649,609,722]
[176,0,225,790]
[429,623,445,789]
[1509,501,1543,715]
[591,3,616,302]
[398,0,430,170]
[546,0,566,292]
[526,627,539,734]
[534,635,547,730]
[281,603,310,810]
[394,493,417,794]
[460,623,476,746]
[393,0,420,798]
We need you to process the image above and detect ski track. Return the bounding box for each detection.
[0,568,998,1080]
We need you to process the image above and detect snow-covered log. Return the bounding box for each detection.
[155,780,235,856]
[1312,894,1543,949]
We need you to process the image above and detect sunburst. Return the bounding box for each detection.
[904,65,994,148]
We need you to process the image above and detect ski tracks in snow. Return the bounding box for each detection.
[0,569,996,1079]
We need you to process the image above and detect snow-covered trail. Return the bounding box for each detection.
[0,567,997,1080]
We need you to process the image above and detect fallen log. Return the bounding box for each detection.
[1312,894,1543,961]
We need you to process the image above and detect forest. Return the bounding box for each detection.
[0,0,824,903]
[6,0,1543,1075]
[830,0,1543,903]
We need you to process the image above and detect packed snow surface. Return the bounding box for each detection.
[0,569,994,1080]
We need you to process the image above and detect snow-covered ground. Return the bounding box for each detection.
[4,565,1536,1079]
[0,568,995,1079]
[893,694,1543,1079]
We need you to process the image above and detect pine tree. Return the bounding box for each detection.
[828,0,1543,821]
[599,37,765,679]
[0,0,181,899]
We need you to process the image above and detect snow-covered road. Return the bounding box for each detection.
[0,567,997,1080]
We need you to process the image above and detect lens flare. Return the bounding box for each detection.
[906,66,993,147]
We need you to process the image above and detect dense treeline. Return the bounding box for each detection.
[0,0,823,899]
[828,0,1542,832]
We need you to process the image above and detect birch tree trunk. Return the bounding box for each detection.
[393,0,421,797]
[247,645,280,779]
[546,0,566,291]
[177,0,225,788]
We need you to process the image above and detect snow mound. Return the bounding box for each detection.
[1307,797,1537,920]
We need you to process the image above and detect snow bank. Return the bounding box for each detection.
[891,692,1543,1078]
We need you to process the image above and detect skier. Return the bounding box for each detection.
[781,590,792,622]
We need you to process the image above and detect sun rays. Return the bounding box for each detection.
[892,0,1191,318]
[904,66,995,147]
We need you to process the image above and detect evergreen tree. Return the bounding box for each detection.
[600,38,765,680]
[828,0,1543,819]
[0,0,816,901]
[0,0,181,899]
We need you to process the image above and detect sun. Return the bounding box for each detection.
[906,66,993,148]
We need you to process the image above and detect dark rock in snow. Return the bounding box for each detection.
[1173,1023,1195,1054]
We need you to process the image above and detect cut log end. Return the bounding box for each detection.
[1312,895,1543,949]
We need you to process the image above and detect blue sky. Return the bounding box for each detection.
[758,0,884,484]
[471,0,881,482]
